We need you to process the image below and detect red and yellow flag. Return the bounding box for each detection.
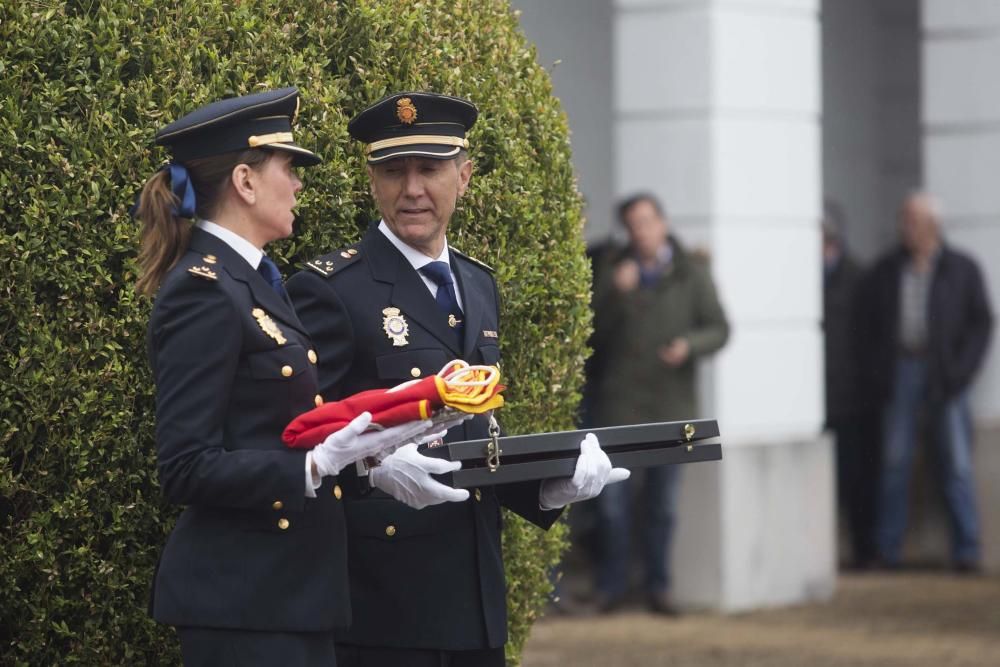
[283,361,504,449]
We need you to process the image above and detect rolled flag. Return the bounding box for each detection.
[284,360,505,449]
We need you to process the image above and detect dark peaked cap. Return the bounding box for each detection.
[348,91,477,164]
[155,87,321,166]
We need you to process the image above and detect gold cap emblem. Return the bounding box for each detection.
[396,97,417,125]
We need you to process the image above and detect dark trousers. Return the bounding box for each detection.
[176,627,337,667]
[876,357,981,565]
[594,464,681,598]
[335,644,505,667]
[830,411,881,567]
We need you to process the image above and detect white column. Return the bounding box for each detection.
[923,0,1000,572]
[923,0,1000,423]
[615,0,834,611]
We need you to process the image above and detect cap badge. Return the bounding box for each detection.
[396,98,418,125]
[252,307,287,345]
[382,307,410,346]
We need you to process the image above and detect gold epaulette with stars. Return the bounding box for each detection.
[304,244,362,278]
[451,247,494,273]
[187,253,220,281]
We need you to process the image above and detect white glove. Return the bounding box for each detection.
[538,433,630,510]
[368,412,474,465]
[311,412,433,478]
[413,412,473,445]
[370,443,470,509]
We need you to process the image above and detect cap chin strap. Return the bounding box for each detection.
[366,134,469,155]
[248,131,295,148]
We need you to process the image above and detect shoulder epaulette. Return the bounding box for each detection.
[304,244,363,278]
[187,253,220,281]
[451,247,494,273]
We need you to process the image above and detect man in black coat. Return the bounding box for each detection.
[859,192,993,571]
[821,203,879,568]
[287,91,627,667]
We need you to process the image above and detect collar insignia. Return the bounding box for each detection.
[188,266,217,281]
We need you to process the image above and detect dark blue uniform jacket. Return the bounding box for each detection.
[286,224,561,650]
[149,228,350,632]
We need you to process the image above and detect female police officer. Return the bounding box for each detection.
[133,88,442,666]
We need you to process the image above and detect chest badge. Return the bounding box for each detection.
[382,307,410,347]
[252,307,287,345]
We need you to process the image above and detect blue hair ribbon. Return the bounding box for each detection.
[129,162,197,219]
[167,162,197,218]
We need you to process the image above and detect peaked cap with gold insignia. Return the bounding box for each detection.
[347,91,478,164]
[155,87,321,167]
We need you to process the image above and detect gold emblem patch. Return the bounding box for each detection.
[396,98,417,125]
[252,307,287,345]
[382,307,410,346]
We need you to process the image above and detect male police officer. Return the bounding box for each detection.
[287,92,627,667]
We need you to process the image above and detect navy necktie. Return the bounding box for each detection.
[258,256,290,303]
[420,261,464,340]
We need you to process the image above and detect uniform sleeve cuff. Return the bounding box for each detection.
[305,452,322,497]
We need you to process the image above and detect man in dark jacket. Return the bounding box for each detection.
[822,203,879,568]
[590,193,729,613]
[860,192,992,571]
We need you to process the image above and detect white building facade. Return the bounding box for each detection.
[516,0,1000,611]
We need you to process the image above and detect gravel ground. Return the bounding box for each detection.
[522,572,1000,666]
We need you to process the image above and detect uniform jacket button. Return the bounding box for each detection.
[272,500,284,511]
[278,518,290,530]
[281,365,293,377]
[410,367,421,378]
[474,488,482,502]
[315,394,324,407]
[385,525,397,537]
[333,484,343,500]
[308,349,318,364]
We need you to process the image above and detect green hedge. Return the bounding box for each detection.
[0,1,588,664]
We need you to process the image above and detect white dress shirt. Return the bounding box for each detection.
[378,220,463,310]
[196,219,263,268]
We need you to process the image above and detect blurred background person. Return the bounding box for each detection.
[588,193,729,614]
[822,201,880,569]
[859,191,993,572]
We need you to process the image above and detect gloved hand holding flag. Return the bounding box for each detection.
[283,360,505,449]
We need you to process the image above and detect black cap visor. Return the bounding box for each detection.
[267,142,322,167]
